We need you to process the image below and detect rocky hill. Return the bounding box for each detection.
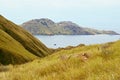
[21,18,119,35]
[0,15,52,65]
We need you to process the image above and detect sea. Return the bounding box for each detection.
[35,35,120,49]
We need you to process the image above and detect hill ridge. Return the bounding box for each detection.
[21,18,119,35]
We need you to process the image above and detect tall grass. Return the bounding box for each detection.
[0,40,120,80]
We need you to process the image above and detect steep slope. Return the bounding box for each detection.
[0,15,52,65]
[0,29,38,65]
[21,18,119,35]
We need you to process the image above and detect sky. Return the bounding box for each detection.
[0,0,120,33]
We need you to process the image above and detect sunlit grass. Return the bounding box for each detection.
[0,40,120,80]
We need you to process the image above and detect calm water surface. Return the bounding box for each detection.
[35,35,120,48]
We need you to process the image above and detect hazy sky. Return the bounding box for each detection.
[0,0,120,33]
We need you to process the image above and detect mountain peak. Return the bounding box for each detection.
[33,18,55,24]
[22,18,55,27]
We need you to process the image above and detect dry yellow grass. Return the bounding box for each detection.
[0,40,120,80]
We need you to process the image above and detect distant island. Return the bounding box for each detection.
[21,18,119,35]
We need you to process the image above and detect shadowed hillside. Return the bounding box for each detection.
[0,29,38,65]
[0,15,52,65]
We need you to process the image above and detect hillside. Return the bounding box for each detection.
[0,40,120,79]
[0,15,52,65]
[21,18,119,35]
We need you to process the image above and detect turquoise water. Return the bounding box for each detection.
[35,35,120,48]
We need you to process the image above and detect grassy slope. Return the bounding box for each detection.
[0,40,120,80]
[0,29,38,65]
[0,15,52,65]
[0,15,52,57]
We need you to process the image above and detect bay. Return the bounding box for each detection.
[35,35,120,48]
